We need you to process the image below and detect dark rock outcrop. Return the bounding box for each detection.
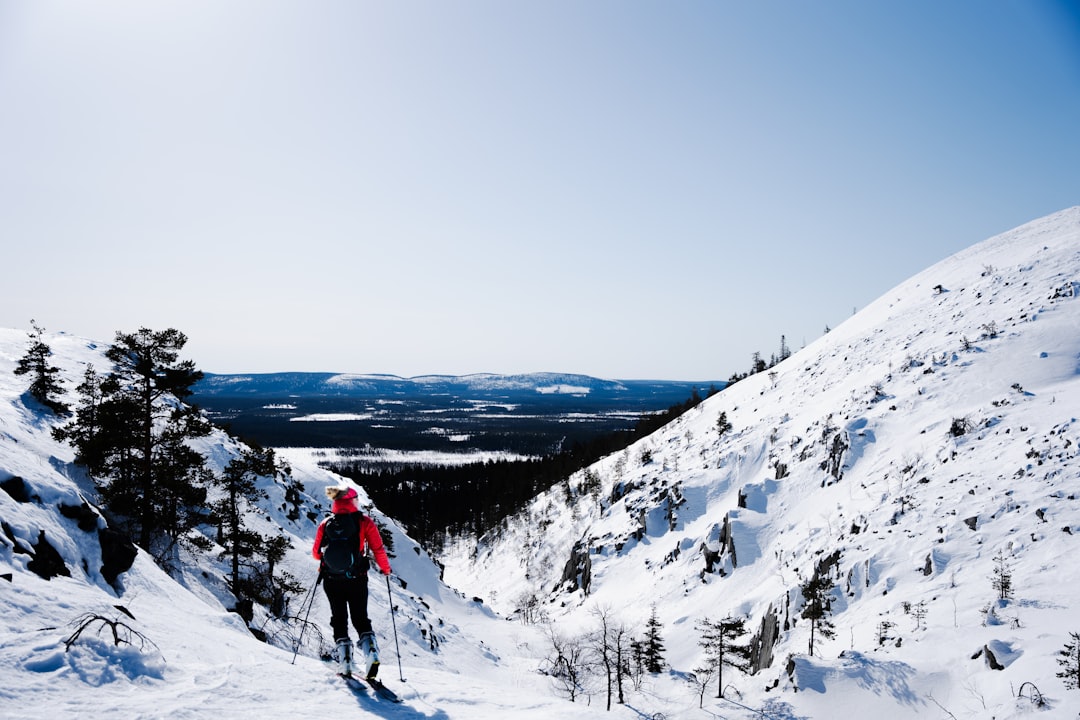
[560,540,593,595]
[27,530,70,580]
[749,603,781,673]
[59,502,100,532]
[1,476,31,503]
[99,528,137,589]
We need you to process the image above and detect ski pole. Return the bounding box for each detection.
[291,570,323,665]
[386,574,405,681]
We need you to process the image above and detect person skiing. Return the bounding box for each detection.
[312,484,392,679]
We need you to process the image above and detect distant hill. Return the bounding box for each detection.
[194,371,723,402]
[191,371,726,460]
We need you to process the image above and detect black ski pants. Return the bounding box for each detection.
[322,574,372,642]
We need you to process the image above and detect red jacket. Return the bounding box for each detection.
[312,512,392,576]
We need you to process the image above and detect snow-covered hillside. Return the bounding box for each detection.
[442,207,1080,718]
[3,207,1080,719]
[0,332,605,719]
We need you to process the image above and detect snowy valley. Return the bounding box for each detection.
[3,207,1080,719]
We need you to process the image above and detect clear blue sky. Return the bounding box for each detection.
[2,1,1078,380]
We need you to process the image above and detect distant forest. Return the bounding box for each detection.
[331,335,798,551]
[328,387,718,550]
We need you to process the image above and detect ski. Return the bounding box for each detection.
[338,673,369,695]
[328,665,401,704]
[364,677,402,703]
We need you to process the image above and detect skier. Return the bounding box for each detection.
[312,484,392,679]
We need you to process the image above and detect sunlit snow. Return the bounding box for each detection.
[3,208,1080,719]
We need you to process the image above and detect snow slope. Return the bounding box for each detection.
[442,207,1080,718]
[3,207,1080,719]
[0,332,604,719]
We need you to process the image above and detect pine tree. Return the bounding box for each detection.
[54,328,211,563]
[14,320,68,414]
[696,615,751,698]
[643,605,666,673]
[801,570,836,656]
[751,352,766,374]
[991,551,1014,601]
[876,620,894,646]
[629,638,646,689]
[259,533,304,617]
[211,446,282,600]
[1058,631,1080,690]
[715,410,732,437]
[911,600,928,631]
[779,334,791,362]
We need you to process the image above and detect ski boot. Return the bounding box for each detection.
[358,631,380,679]
[334,638,355,677]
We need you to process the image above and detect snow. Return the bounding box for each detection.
[536,385,592,395]
[3,207,1080,719]
[0,336,600,719]
[289,413,377,422]
[277,446,536,468]
[441,207,1080,718]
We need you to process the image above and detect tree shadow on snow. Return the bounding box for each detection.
[810,651,925,709]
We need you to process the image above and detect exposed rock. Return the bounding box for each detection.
[1,476,31,503]
[983,644,1005,670]
[59,501,99,532]
[2,520,31,554]
[702,513,737,575]
[27,530,70,580]
[815,549,842,577]
[749,604,781,673]
[821,430,849,481]
[234,598,254,623]
[99,527,137,588]
[559,540,592,595]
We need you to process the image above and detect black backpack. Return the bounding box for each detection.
[320,513,368,578]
